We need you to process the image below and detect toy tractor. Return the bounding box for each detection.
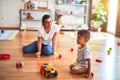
[40,63,58,78]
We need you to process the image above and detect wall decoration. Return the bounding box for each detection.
[37,1,48,9]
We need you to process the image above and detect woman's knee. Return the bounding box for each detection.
[22,46,32,53]
[22,40,38,53]
[42,46,53,55]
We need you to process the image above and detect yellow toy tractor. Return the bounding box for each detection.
[40,63,58,78]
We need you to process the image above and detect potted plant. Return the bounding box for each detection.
[91,2,107,32]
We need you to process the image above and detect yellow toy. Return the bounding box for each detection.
[12,37,16,41]
[40,63,58,78]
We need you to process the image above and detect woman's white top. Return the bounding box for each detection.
[38,24,60,45]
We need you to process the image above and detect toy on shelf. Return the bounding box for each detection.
[16,61,24,68]
[26,1,35,10]
[66,0,70,4]
[57,0,62,4]
[40,63,58,78]
[96,59,102,63]
[26,13,34,20]
[0,54,10,60]
[80,0,86,4]
[21,23,27,32]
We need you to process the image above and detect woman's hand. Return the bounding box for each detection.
[36,52,41,58]
[53,52,57,55]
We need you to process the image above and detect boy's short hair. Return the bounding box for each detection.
[77,30,90,40]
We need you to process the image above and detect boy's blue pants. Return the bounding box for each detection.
[22,40,53,55]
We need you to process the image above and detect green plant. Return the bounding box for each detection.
[91,2,107,28]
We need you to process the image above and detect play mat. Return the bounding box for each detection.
[0,30,19,40]
[63,31,106,40]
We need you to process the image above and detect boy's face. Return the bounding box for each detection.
[77,34,87,45]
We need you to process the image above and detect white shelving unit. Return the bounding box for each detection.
[55,0,90,30]
[19,9,51,30]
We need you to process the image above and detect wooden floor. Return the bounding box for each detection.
[0,31,120,80]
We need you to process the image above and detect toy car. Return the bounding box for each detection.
[40,63,58,78]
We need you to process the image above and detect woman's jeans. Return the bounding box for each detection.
[22,41,53,55]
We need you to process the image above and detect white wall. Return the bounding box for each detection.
[0,0,55,28]
[0,0,23,27]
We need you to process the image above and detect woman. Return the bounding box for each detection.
[22,14,60,57]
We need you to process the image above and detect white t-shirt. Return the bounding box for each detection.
[76,45,91,67]
[38,24,60,45]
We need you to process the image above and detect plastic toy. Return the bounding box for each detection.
[70,48,74,52]
[109,48,112,50]
[107,47,112,55]
[12,37,16,41]
[16,61,24,68]
[1,29,5,33]
[56,54,62,59]
[0,54,10,60]
[24,29,27,32]
[107,50,111,55]
[40,63,58,78]
[96,59,102,63]
[118,42,120,46]
[58,54,62,59]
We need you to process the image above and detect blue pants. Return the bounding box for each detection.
[22,40,53,55]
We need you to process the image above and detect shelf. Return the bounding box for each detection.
[56,14,87,16]
[60,24,89,31]
[21,19,41,21]
[55,0,90,30]
[20,9,51,11]
[20,9,51,30]
[57,3,89,6]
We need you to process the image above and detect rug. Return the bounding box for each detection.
[0,30,19,40]
[90,32,106,40]
[63,31,106,40]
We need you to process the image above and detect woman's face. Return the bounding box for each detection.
[43,18,52,27]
